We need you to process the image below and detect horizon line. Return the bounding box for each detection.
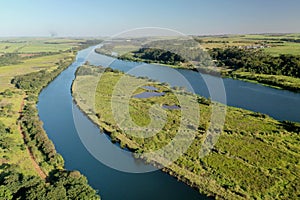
[0,32,299,39]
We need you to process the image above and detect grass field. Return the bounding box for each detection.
[0,52,73,91]
[0,38,84,53]
[264,42,300,56]
[73,65,300,199]
[0,42,26,53]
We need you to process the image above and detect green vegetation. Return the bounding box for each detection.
[121,47,186,65]
[0,39,101,199]
[0,38,102,68]
[0,53,22,66]
[229,72,300,91]
[10,65,75,173]
[0,168,99,200]
[73,65,300,199]
[195,33,300,56]
[209,47,300,91]
[210,47,300,78]
[0,38,81,54]
[0,53,73,91]
[195,34,300,91]
[97,38,212,70]
[264,42,300,56]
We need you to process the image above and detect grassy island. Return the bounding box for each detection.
[72,65,300,199]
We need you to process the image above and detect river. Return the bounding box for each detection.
[38,46,300,200]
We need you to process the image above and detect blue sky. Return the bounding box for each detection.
[0,0,299,37]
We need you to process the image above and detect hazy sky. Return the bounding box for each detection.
[0,0,299,37]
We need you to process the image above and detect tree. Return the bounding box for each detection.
[0,186,13,200]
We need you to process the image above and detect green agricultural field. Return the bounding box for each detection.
[196,34,300,56]
[0,52,73,91]
[73,65,300,199]
[0,38,83,54]
[0,42,26,53]
[197,35,257,49]
[19,43,75,53]
[264,42,300,56]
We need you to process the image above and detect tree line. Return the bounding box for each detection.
[131,48,186,65]
[209,47,300,78]
[0,167,99,200]
[0,53,22,66]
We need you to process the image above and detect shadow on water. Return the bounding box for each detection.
[133,91,165,98]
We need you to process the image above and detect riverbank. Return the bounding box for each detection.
[226,72,300,92]
[0,40,101,199]
[0,52,76,177]
[72,65,300,199]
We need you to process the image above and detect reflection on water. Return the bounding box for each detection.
[133,92,165,98]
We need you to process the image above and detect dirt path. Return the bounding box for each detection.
[18,96,47,180]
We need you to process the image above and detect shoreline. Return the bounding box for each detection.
[25,45,100,197]
[95,50,300,93]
